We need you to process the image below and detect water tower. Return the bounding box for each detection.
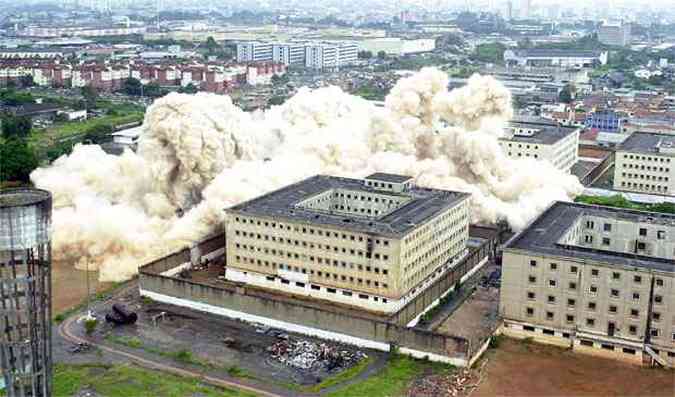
[0,189,52,397]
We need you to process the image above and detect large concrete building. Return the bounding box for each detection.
[498,118,580,173]
[236,41,359,69]
[224,174,471,313]
[613,132,675,196]
[500,201,674,367]
[504,49,608,68]
[598,22,632,47]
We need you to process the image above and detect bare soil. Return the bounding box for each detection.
[474,338,675,397]
[52,260,113,314]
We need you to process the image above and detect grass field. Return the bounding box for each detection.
[53,363,257,397]
[327,354,454,397]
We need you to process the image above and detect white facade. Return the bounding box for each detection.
[598,23,631,47]
[614,142,675,196]
[236,42,274,63]
[360,38,436,56]
[498,125,580,173]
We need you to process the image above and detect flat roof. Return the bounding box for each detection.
[617,132,675,156]
[364,173,412,183]
[505,201,675,273]
[226,175,470,238]
[502,119,578,145]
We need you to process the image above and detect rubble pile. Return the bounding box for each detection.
[267,338,366,372]
[407,360,488,397]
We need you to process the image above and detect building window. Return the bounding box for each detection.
[603,223,612,232]
[546,311,554,321]
[566,315,574,323]
[612,272,621,280]
[527,291,536,300]
[567,298,576,308]
[655,278,664,287]
[608,305,617,314]
[602,237,611,246]
[550,263,557,271]
[526,307,534,317]
[530,260,537,267]
[633,275,642,284]
[610,289,620,298]
[588,302,597,311]
[632,292,640,301]
[589,285,598,294]
[639,228,647,236]
[591,269,599,277]
[547,295,556,304]
[548,279,557,288]
[654,295,662,304]
[529,275,537,284]
[629,325,637,335]
[586,318,595,327]
[650,328,660,338]
[652,312,661,322]
[569,282,577,290]
[570,266,578,274]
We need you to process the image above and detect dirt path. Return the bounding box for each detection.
[474,338,674,397]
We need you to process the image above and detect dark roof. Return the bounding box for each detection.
[616,132,675,156]
[365,173,412,183]
[514,49,603,58]
[504,201,675,273]
[571,160,599,179]
[226,175,469,238]
[503,118,579,145]
[4,103,61,116]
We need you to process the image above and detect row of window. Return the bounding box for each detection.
[270,278,390,303]
[233,232,391,260]
[621,163,671,172]
[621,172,670,182]
[232,217,392,246]
[527,275,668,298]
[622,154,672,163]
[526,292,666,313]
[234,245,390,274]
[620,181,669,192]
[584,221,669,240]
[235,257,389,289]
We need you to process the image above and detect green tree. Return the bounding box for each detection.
[83,124,113,144]
[1,114,32,139]
[178,83,198,94]
[559,84,575,103]
[358,50,373,59]
[19,75,34,88]
[143,82,163,98]
[0,89,35,106]
[204,36,219,54]
[122,77,143,96]
[81,85,99,110]
[268,95,286,106]
[0,138,38,182]
[474,43,506,64]
[377,51,387,60]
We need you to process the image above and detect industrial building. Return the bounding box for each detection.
[236,41,359,70]
[504,49,609,68]
[359,38,436,56]
[598,22,632,47]
[500,201,674,367]
[498,118,580,173]
[0,189,53,396]
[613,132,675,196]
[224,174,471,313]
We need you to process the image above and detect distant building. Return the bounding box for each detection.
[305,42,358,70]
[360,38,436,56]
[236,41,358,69]
[498,118,580,173]
[504,49,608,68]
[272,43,306,66]
[585,109,625,133]
[224,174,471,313]
[500,201,675,367]
[598,22,631,47]
[236,42,274,63]
[613,132,675,196]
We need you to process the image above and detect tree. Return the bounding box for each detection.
[377,51,387,60]
[205,36,219,54]
[143,82,163,98]
[1,114,32,139]
[84,123,113,144]
[0,89,35,106]
[0,138,38,183]
[358,50,373,59]
[19,75,34,88]
[178,83,198,94]
[559,84,575,103]
[268,96,286,106]
[122,77,143,96]
[81,85,99,110]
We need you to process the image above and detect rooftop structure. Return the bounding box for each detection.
[613,133,675,196]
[504,49,608,68]
[499,118,580,173]
[225,174,471,313]
[501,201,674,367]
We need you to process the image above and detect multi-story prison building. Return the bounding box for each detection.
[500,201,675,367]
[224,174,471,313]
[613,132,675,196]
[498,118,580,174]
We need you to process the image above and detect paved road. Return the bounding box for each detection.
[57,281,283,397]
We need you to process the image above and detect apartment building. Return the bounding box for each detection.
[500,202,675,367]
[498,118,580,173]
[236,42,274,63]
[613,132,675,196]
[272,43,306,66]
[305,42,358,70]
[236,41,358,69]
[598,22,632,47]
[224,174,471,313]
[504,49,609,68]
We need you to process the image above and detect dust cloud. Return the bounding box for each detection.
[31,68,582,281]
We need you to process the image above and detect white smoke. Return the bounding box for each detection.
[31,68,582,282]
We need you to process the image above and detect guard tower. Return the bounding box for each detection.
[0,189,52,397]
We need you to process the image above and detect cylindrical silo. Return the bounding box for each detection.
[0,188,52,397]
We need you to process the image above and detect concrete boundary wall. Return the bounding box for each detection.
[138,231,501,365]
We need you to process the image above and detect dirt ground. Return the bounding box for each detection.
[474,338,675,397]
[52,260,113,314]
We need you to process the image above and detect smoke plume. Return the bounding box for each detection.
[31,69,582,282]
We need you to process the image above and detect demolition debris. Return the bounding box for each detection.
[267,337,367,372]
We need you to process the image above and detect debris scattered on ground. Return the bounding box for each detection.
[267,337,366,372]
[105,303,138,325]
[69,342,92,354]
[407,359,488,397]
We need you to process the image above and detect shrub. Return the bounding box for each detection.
[84,318,98,335]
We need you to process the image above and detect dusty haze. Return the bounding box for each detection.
[31,68,583,282]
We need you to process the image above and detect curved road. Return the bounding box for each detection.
[57,284,283,397]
